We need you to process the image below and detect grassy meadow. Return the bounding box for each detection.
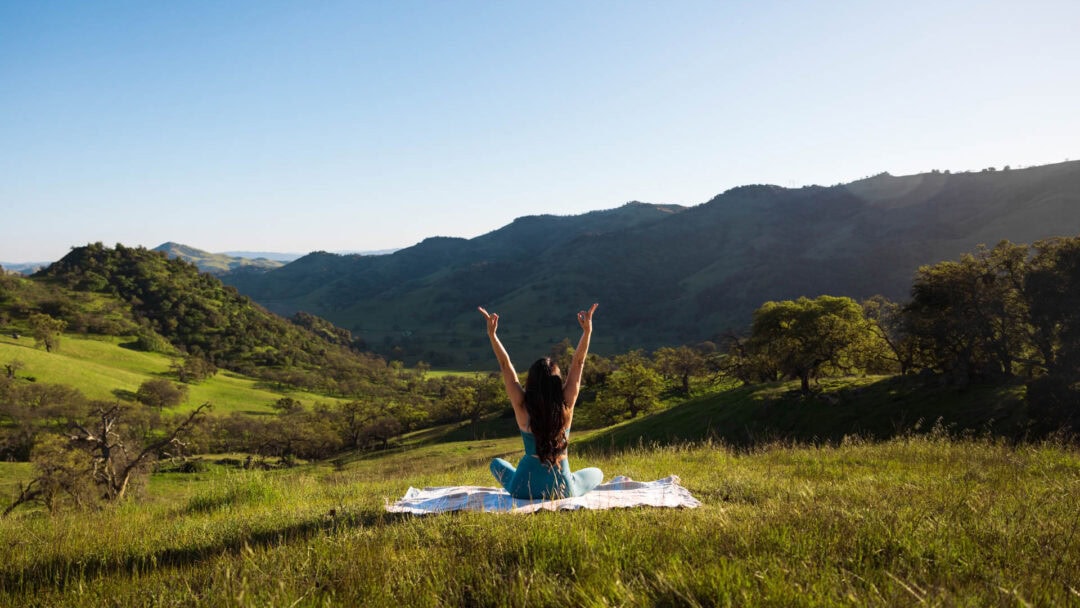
[1,430,1079,606]
[2,329,1078,605]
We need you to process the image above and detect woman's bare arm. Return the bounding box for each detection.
[478,307,527,428]
[563,303,598,409]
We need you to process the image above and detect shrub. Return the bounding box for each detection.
[136,379,188,409]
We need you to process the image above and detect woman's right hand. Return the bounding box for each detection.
[577,303,598,333]
[478,306,499,336]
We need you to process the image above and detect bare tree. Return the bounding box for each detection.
[70,402,210,500]
[3,402,210,516]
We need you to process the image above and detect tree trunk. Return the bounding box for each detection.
[116,471,133,500]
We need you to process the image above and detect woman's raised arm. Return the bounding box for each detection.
[563,303,598,409]
[478,307,526,420]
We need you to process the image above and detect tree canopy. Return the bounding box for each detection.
[749,296,876,393]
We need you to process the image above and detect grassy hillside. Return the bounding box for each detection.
[0,332,333,415]
[581,376,1030,452]
[0,433,1077,606]
[1,369,1076,605]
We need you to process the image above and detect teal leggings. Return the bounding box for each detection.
[490,456,604,500]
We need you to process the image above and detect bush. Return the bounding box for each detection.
[129,329,175,354]
[172,356,217,383]
[136,379,188,409]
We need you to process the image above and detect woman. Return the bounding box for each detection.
[478,303,604,500]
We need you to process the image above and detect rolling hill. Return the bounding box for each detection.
[153,242,286,275]
[221,161,1080,365]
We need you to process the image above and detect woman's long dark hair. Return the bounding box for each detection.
[524,357,568,465]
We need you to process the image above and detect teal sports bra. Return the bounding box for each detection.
[521,428,570,459]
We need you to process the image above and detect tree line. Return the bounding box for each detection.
[0,332,720,515]
[722,236,1080,429]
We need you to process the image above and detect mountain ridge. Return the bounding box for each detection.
[217,161,1080,365]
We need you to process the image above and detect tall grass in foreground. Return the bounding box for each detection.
[1,435,1078,607]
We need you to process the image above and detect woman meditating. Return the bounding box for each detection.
[478,304,604,500]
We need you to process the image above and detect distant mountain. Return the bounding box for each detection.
[220,250,305,263]
[153,242,285,275]
[221,249,398,260]
[221,162,1080,365]
[329,248,401,256]
[0,261,51,275]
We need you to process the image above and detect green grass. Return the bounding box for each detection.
[0,462,32,500]
[0,374,1076,605]
[0,333,339,415]
[0,333,172,400]
[1,432,1078,606]
[181,372,344,415]
[424,368,483,378]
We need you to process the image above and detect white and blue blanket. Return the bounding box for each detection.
[386,475,701,514]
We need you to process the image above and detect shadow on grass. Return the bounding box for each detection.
[112,388,137,401]
[0,510,415,594]
[115,340,141,352]
[333,442,516,477]
[578,375,1031,456]
[401,413,520,448]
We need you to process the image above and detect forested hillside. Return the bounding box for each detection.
[221,161,1080,365]
[34,243,389,394]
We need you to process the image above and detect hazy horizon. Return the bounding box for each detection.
[1,244,402,266]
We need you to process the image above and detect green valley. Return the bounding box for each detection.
[6,4,1079,605]
[1,171,1079,606]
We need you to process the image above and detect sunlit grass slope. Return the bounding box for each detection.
[582,376,1030,452]
[1,435,1078,606]
[0,333,171,399]
[0,333,333,415]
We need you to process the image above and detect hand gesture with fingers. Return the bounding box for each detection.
[577,303,599,333]
[478,306,499,336]
[479,305,525,413]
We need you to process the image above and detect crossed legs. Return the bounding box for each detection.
[490,457,603,499]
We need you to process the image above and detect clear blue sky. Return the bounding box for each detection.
[2,0,1078,262]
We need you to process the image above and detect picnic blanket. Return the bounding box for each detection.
[386,475,700,514]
